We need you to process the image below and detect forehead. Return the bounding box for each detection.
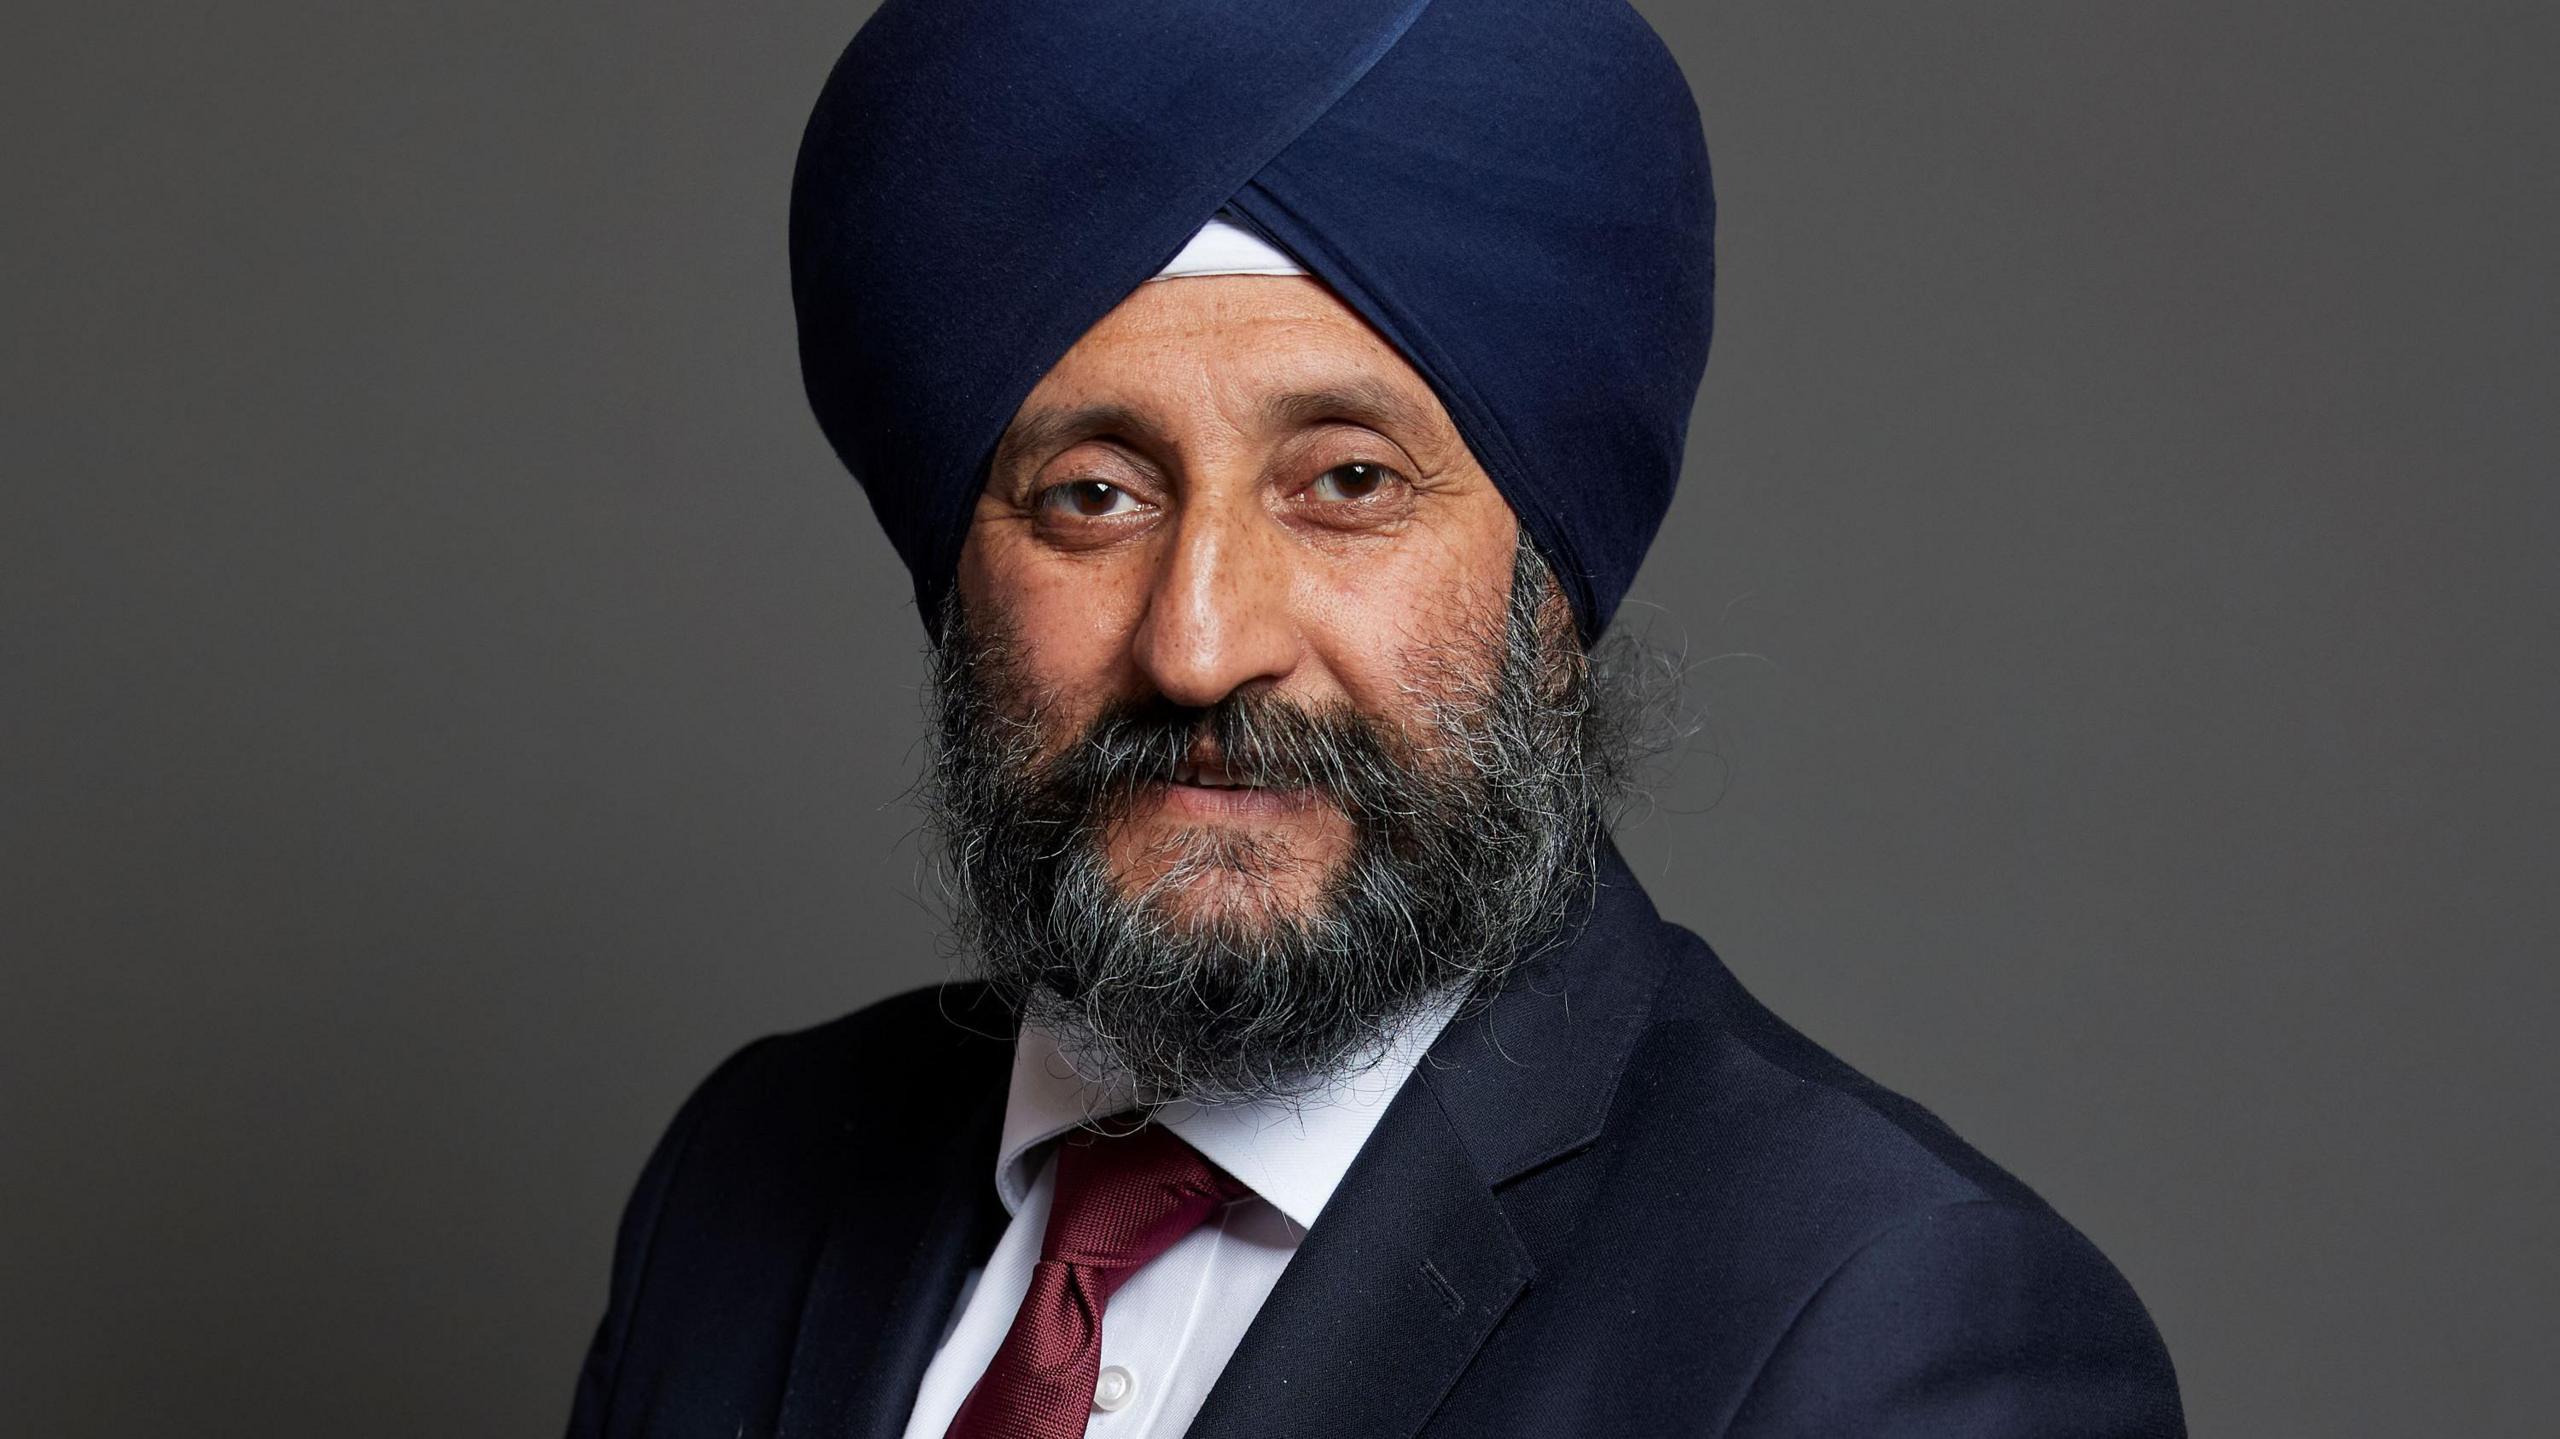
[1020,275,1440,414]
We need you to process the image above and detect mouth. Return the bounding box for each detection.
[1147,750,1323,818]
[1171,756,1256,789]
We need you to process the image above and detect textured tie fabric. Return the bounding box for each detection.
[944,1121,1250,1439]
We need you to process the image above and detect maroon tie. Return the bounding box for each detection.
[943,1121,1249,1439]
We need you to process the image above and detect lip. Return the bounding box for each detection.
[1143,778,1325,820]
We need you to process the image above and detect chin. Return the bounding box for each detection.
[1108,822,1344,932]
[1152,869,1326,935]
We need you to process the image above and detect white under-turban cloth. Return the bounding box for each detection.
[1148,213,1308,282]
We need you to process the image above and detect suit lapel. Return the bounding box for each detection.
[1183,1073,1532,1439]
[1188,842,1670,1439]
[776,995,1013,1439]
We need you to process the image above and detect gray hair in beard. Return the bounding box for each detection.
[923,538,1654,1105]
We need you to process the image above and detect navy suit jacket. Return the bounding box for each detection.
[567,847,2184,1437]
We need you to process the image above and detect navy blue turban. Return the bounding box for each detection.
[790,0,1714,640]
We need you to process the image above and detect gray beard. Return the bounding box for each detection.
[922,540,1631,1105]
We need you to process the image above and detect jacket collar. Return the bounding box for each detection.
[776,840,1671,1439]
[1185,838,1671,1439]
[1420,838,1672,1186]
[994,994,1465,1230]
[774,987,1014,1439]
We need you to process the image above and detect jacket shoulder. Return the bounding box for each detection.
[1634,922,2054,1218]
[1725,1198,2185,1436]
[608,975,1014,1237]
[1590,922,2179,1431]
[565,982,1013,1437]
[651,978,1014,1224]
[720,979,1016,1104]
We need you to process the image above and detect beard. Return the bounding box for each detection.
[923,540,1626,1105]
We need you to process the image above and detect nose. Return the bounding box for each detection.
[1128,500,1301,708]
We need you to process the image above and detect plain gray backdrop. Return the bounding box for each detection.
[6,2,2553,1434]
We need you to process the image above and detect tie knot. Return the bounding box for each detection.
[1040,1120,1248,1276]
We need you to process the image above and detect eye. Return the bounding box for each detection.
[1309,462,1399,503]
[1038,479,1140,519]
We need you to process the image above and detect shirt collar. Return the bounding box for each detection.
[993,995,1462,1233]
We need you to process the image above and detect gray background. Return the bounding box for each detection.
[6,2,2553,1434]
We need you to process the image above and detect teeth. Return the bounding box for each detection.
[1172,760,1246,789]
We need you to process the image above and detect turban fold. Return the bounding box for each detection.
[1151,214,1308,282]
[790,0,1714,640]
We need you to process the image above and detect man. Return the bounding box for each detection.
[568,1,2184,1435]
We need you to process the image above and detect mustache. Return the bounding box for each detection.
[1026,688,1424,819]
[920,533,1633,1104]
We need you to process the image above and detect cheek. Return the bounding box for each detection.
[1297,515,1517,710]
[960,534,1150,738]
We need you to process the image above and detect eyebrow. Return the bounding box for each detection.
[989,402,1170,479]
[1255,378,1443,441]
[992,379,1450,479]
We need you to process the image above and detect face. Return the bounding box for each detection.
[930,275,1611,1103]
[956,276,1522,922]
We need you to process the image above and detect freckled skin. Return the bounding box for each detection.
[956,276,1519,918]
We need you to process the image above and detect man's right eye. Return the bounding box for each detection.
[1039,480,1139,519]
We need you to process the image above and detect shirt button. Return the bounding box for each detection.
[1092,1364,1137,1414]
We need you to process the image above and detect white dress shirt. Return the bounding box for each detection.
[898,999,1460,1439]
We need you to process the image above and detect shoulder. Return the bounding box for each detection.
[1616,921,2051,1225]
[617,979,1014,1251]
[666,979,1016,1149]
[568,983,1016,1434]
[591,983,1012,1327]
[1595,922,2182,1431]
[1726,1198,2184,1435]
